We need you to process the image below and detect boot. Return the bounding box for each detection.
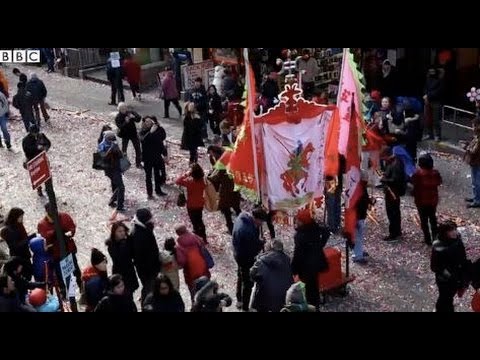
[37,187,44,197]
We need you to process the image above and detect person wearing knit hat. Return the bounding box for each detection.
[135,208,153,225]
[97,124,126,212]
[131,208,161,302]
[291,206,329,311]
[91,248,107,267]
[250,239,293,312]
[280,282,316,312]
[80,248,108,312]
[103,130,117,141]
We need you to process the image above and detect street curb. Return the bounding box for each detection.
[420,139,465,157]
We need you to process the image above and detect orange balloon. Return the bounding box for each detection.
[29,288,47,307]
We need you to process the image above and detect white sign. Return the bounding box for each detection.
[110,52,121,68]
[60,254,75,283]
[181,60,214,90]
[110,52,120,60]
[68,275,77,298]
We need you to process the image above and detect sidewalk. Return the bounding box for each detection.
[2,64,470,158]
[2,64,184,139]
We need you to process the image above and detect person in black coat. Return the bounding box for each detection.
[12,82,35,132]
[380,147,407,242]
[423,67,445,141]
[181,102,204,164]
[26,73,49,125]
[94,274,137,312]
[0,208,33,280]
[207,144,224,167]
[115,102,142,168]
[105,221,139,297]
[98,130,126,211]
[431,221,471,312]
[207,85,223,136]
[107,57,125,106]
[250,240,293,312]
[0,274,36,312]
[379,60,398,100]
[139,116,167,198]
[131,208,161,302]
[187,77,208,140]
[142,274,185,312]
[22,124,51,161]
[22,124,51,197]
[291,208,329,310]
[261,72,280,110]
[232,209,268,311]
[2,257,44,304]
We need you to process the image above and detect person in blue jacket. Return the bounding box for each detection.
[81,248,109,312]
[29,236,54,284]
[232,208,268,312]
[28,288,59,312]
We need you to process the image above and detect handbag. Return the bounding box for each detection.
[177,190,187,207]
[119,156,131,173]
[204,179,219,212]
[92,152,106,170]
[200,245,215,269]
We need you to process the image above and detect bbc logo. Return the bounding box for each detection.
[0,50,41,63]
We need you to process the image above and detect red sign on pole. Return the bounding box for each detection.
[27,151,52,190]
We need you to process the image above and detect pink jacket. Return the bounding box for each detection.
[161,73,179,100]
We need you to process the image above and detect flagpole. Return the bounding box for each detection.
[336,48,348,105]
[243,48,261,201]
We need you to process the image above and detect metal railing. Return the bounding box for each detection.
[441,105,475,144]
[64,48,107,76]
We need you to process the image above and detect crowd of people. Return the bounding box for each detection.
[2,48,480,313]
[0,67,50,151]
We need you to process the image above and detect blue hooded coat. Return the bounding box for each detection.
[29,237,53,283]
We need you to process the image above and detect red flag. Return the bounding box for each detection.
[324,108,340,177]
[343,97,362,245]
[226,52,260,198]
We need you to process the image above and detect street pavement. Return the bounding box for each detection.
[1,64,480,312]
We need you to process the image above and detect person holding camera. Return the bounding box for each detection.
[98,130,126,212]
[139,116,167,199]
[115,102,142,168]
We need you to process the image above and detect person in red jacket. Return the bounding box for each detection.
[411,153,443,245]
[37,203,82,291]
[123,53,142,101]
[176,163,207,242]
[174,224,210,302]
